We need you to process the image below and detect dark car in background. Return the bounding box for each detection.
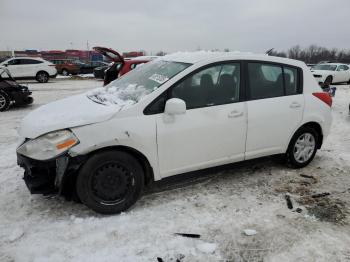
[74,61,109,74]
[93,62,112,79]
[0,67,33,111]
[50,59,80,76]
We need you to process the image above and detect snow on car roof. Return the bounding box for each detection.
[160,50,305,66]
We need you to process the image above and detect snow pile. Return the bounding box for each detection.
[87,84,152,108]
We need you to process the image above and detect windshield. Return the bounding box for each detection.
[313,64,337,71]
[87,60,190,107]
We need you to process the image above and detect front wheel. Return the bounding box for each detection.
[36,71,49,83]
[285,127,319,168]
[76,150,144,214]
[0,91,11,111]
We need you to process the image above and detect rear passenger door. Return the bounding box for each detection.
[245,62,304,159]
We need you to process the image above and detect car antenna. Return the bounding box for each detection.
[265,48,274,55]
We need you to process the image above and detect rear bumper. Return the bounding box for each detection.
[17,153,86,195]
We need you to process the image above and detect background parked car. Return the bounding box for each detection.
[0,57,57,83]
[93,62,113,79]
[311,63,350,85]
[93,46,154,85]
[0,67,33,111]
[73,60,109,74]
[50,59,80,76]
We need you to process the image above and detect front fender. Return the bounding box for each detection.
[68,116,161,180]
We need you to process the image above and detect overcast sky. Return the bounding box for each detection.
[1,0,350,54]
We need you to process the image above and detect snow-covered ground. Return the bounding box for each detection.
[0,78,350,262]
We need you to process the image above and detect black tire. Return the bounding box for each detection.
[61,69,69,76]
[285,127,319,168]
[36,71,49,83]
[347,78,350,84]
[0,91,11,111]
[76,150,144,214]
[324,76,333,86]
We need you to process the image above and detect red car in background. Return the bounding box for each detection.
[93,47,155,85]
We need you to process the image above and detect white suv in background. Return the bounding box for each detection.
[0,57,57,83]
[17,52,332,214]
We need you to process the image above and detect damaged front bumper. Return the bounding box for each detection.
[17,153,85,195]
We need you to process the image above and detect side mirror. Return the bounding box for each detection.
[3,64,8,67]
[164,98,186,115]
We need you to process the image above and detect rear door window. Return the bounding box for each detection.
[284,67,298,95]
[247,63,284,100]
[247,62,301,99]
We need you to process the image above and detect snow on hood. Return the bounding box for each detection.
[87,84,153,107]
[19,93,118,139]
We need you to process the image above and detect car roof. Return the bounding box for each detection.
[8,57,44,60]
[321,63,344,65]
[160,51,306,67]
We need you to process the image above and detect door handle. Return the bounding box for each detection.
[228,110,243,118]
[290,102,301,108]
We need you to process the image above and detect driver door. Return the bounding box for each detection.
[155,62,247,177]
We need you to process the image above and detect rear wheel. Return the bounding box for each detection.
[76,150,144,214]
[0,91,11,111]
[285,127,319,168]
[36,71,49,83]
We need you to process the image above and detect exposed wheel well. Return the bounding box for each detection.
[298,122,323,149]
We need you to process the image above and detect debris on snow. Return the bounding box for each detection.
[295,208,303,213]
[174,233,201,239]
[285,193,293,209]
[312,192,331,199]
[8,228,24,243]
[243,229,257,236]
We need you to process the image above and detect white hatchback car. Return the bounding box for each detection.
[0,57,57,83]
[17,52,332,214]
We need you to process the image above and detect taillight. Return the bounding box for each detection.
[312,92,332,107]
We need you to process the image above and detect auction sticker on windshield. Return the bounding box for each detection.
[149,74,169,84]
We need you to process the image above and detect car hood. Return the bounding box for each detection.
[311,70,334,75]
[19,93,118,139]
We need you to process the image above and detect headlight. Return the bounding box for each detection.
[17,130,79,161]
